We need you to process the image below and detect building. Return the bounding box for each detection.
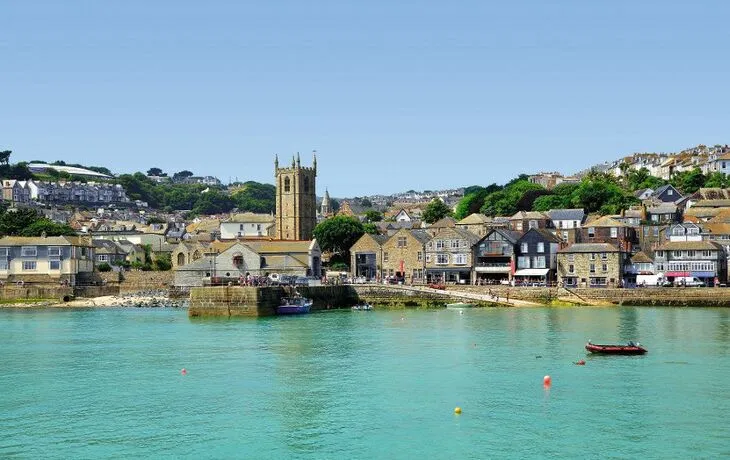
[548,208,586,243]
[350,233,388,281]
[653,240,727,286]
[275,152,317,240]
[508,211,550,233]
[219,213,275,239]
[649,184,683,203]
[557,243,630,288]
[456,213,492,237]
[380,228,430,283]
[0,235,95,286]
[474,229,521,284]
[580,215,638,253]
[173,239,322,287]
[513,228,562,285]
[424,227,481,284]
[320,189,332,218]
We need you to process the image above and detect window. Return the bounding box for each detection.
[48,247,61,257]
[656,251,664,257]
[518,256,531,269]
[610,227,618,238]
[436,254,449,265]
[537,242,544,253]
[98,255,108,262]
[687,250,696,258]
[529,220,538,229]
[668,189,673,196]
[590,253,596,260]
[515,222,523,231]
[425,254,432,263]
[534,256,546,268]
[417,251,423,262]
[602,263,608,272]
[284,177,291,192]
[397,237,407,248]
[0,248,7,257]
[436,240,445,249]
[50,260,61,270]
[562,231,569,241]
[303,176,310,193]
[239,224,244,231]
[589,263,596,273]
[21,246,37,257]
[568,264,575,273]
[452,240,461,249]
[703,250,712,257]
[558,221,564,229]
[22,261,36,271]
[567,254,575,263]
[454,254,467,265]
[383,252,389,263]
[673,251,682,258]
[688,227,699,235]
[601,253,607,260]
[521,243,528,253]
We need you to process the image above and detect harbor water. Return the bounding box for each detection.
[1,306,729,458]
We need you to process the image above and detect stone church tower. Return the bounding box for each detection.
[275,152,317,240]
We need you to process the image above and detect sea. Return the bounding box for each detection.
[1,306,729,459]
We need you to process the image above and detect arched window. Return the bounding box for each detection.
[284,177,291,192]
[303,176,310,193]
[177,253,186,267]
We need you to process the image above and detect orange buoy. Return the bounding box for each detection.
[181,368,187,375]
[454,407,462,414]
[543,375,551,386]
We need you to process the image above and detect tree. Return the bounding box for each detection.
[312,215,365,256]
[0,208,42,236]
[454,188,488,220]
[364,210,383,222]
[97,263,112,272]
[147,167,164,176]
[192,190,235,215]
[671,168,706,194]
[422,199,453,224]
[479,180,544,216]
[153,253,172,271]
[0,150,11,166]
[363,222,379,234]
[173,170,194,181]
[232,181,275,213]
[19,219,77,237]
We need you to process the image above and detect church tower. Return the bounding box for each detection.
[275,151,317,240]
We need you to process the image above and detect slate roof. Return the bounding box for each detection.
[584,215,628,228]
[647,204,678,214]
[487,228,522,244]
[653,184,677,197]
[410,230,432,244]
[657,241,724,251]
[558,243,622,253]
[0,236,92,247]
[510,211,548,220]
[524,228,563,243]
[548,208,585,222]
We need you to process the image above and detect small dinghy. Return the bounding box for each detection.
[585,341,647,355]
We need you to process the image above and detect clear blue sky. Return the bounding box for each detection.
[3,1,730,197]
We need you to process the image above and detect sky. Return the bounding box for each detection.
[3,1,730,197]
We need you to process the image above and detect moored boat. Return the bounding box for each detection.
[585,341,647,355]
[352,303,373,311]
[276,296,312,315]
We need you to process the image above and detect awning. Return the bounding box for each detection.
[665,271,689,277]
[514,268,550,277]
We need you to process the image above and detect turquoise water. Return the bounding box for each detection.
[1,307,729,459]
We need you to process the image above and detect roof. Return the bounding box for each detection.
[519,228,562,243]
[0,236,92,247]
[647,204,678,214]
[244,239,318,254]
[653,184,680,197]
[692,199,730,208]
[684,207,721,218]
[510,211,548,220]
[486,228,522,244]
[631,252,653,264]
[429,216,457,228]
[622,209,643,218]
[584,215,628,228]
[27,163,112,178]
[548,208,585,222]
[458,213,491,225]
[657,241,724,251]
[704,223,730,235]
[224,213,275,224]
[558,243,622,253]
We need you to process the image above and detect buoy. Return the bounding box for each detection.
[576,360,586,366]
[543,375,551,386]
[454,407,462,414]
[181,368,187,375]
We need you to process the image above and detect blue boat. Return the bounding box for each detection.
[276,296,313,315]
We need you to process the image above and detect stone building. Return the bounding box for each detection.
[380,228,430,283]
[425,227,482,284]
[580,216,638,253]
[508,211,551,233]
[456,213,492,237]
[350,233,388,281]
[557,243,630,288]
[275,152,317,240]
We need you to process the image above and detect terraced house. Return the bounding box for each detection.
[424,227,482,284]
[653,240,727,286]
[0,235,95,286]
[557,243,630,288]
[380,228,430,283]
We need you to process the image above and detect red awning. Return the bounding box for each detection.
[665,271,689,277]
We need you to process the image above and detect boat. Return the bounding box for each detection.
[276,296,313,315]
[351,303,373,311]
[585,341,647,355]
[446,302,474,309]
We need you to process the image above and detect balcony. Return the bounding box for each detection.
[475,262,511,273]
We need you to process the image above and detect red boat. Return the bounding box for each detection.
[585,341,647,355]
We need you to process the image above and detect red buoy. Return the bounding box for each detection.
[576,360,586,366]
[543,375,552,386]
[181,368,187,375]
